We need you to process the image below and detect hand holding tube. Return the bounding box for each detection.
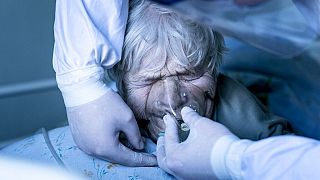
[157,107,237,179]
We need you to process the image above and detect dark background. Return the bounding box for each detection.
[0,0,67,144]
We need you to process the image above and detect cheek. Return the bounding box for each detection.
[183,77,216,116]
[185,76,216,97]
[126,87,150,119]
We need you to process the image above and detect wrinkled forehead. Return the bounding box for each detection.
[130,49,203,74]
[126,52,206,81]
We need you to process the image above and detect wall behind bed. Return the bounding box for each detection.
[0,0,67,143]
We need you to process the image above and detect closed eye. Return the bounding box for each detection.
[179,73,203,82]
[127,78,157,88]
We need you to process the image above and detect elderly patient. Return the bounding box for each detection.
[108,0,292,142]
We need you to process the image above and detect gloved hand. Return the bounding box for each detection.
[66,88,157,166]
[157,107,237,179]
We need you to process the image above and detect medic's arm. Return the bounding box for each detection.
[52,0,157,166]
[213,135,320,179]
[53,0,128,107]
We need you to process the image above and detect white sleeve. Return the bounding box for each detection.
[52,0,128,107]
[211,135,320,180]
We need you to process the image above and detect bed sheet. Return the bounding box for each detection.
[0,126,174,180]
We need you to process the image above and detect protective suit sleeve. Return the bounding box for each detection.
[53,0,128,107]
[211,135,320,179]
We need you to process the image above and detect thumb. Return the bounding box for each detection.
[121,115,144,150]
[181,106,201,128]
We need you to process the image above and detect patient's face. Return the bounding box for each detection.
[123,57,216,141]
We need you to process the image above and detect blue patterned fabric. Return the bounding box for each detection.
[0,126,174,180]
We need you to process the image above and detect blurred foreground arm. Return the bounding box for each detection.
[157,107,320,179]
[52,0,156,166]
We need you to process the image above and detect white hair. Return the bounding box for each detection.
[108,0,226,96]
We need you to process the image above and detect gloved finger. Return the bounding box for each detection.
[157,137,173,174]
[120,117,144,150]
[163,115,179,148]
[109,142,157,167]
[181,106,201,128]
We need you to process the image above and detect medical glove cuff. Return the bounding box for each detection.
[210,135,239,180]
[56,66,112,107]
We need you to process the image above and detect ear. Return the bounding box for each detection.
[204,89,215,119]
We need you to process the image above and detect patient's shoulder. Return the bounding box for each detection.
[217,74,261,103]
[214,73,292,140]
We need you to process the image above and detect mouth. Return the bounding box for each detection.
[148,115,165,128]
[146,116,165,141]
[145,114,190,142]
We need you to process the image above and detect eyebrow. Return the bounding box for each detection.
[136,66,200,82]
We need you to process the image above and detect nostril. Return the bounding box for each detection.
[153,101,169,118]
[155,101,161,108]
[154,99,185,119]
[180,91,189,103]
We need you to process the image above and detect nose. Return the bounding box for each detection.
[154,77,188,119]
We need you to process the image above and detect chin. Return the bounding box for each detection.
[135,100,215,142]
[147,117,165,142]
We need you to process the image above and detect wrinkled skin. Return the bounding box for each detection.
[122,58,217,141]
